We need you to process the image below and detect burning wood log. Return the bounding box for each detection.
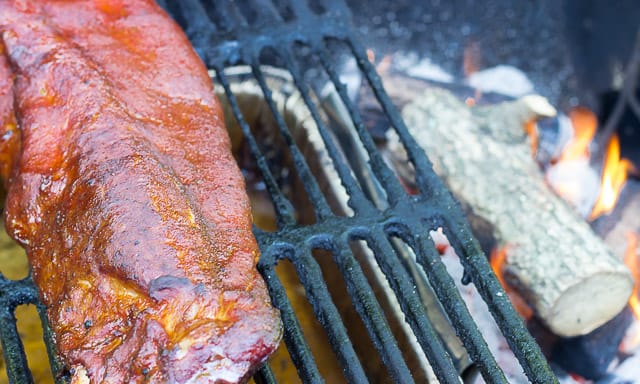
[386,88,634,337]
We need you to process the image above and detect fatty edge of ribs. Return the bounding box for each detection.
[0,1,282,383]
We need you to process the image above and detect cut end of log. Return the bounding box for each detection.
[544,272,634,337]
[518,95,557,118]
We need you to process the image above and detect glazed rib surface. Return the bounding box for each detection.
[0,1,281,382]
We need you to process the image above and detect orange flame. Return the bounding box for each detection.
[557,107,597,163]
[490,245,509,287]
[463,40,481,77]
[569,372,589,384]
[524,121,538,158]
[625,233,640,316]
[589,135,635,220]
[366,48,375,63]
[545,107,597,206]
[366,48,391,75]
[376,54,392,75]
[490,245,533,320]
[621,233,640,351]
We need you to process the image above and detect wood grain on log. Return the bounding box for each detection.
[387,88,633,337]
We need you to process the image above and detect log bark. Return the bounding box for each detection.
[387,88,634,337]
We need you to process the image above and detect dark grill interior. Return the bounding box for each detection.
[0,0,560,383]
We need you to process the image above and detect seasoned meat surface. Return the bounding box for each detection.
[0,1,282,382]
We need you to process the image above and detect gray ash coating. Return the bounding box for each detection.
[346,0,639,111]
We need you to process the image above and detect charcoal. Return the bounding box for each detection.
[551,307,633,380]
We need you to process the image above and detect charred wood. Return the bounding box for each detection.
[551,308,633,380]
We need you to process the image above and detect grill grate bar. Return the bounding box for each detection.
[244,0,283,26]
[331,236,414,383]
[170,0,218,38]
[214,0,249,30]
[37,302,63,384]
[258,261,324,383]
[440,218,557,384]
[343,38,446,198]
[347,31,559,383]
[287,1,315,21]
[0,306,32,384]
[315,44,408,207]
[0,277,39,308]
[364,229,461,383]
[294,248,368,383]
[254,364,278,384]
[306,0,352,21]
[279,45,376,215]
[250,61,335,221]
[391,222,509,383]
[214,67,297,227]
[197,3,233,34]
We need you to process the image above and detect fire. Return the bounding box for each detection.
[524,120,538,158]
[366,48,391,75]
[545,108,598,211]
[490,245,509,287]
[621,233,640,351]
[589,134,635,220]
[624,233,640,316]
[490,245,533,320]
[366,48,375,63]
[569,372,589,384]
[463,40,481,77]
[376,55,392,75]
[557,107,597,163]
[546,106,633,220]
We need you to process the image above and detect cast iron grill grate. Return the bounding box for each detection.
[0,0,559,383]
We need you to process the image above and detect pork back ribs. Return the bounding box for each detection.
[0,1,282,382]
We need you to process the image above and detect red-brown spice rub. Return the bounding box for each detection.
[0,1,282,382]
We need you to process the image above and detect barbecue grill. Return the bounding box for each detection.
[0,0,559,382]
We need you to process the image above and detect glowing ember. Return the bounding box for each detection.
[463,40,481,77]
[557,107,597,163]
[568,372,589,384]
[366,49,391,75]
[620,233,640,352]
[624,232,640,320]
[366,48,375,63]
[376,54,392,75]
[490,245,533,320]
[545,106,600,217]
[490,245,509,287]
[524,120,538,158]
[589,134,635,220]
[624,233,640,316]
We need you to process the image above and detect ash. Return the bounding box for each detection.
[432,230,529,383]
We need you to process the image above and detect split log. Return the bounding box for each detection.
[387,88,634,337]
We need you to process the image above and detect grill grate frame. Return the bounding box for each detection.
[0,0,560,383]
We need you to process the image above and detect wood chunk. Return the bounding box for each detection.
[387,88,633,337]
